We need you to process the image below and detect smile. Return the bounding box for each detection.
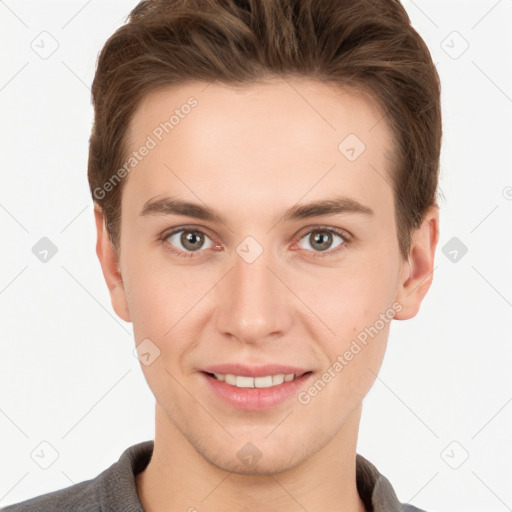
[201,370,314,411]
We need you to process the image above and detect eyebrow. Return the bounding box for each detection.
[140,195,374,224]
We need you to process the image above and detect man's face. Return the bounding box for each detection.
[106,78,413,473]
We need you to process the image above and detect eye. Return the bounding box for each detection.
[163,227,217,258]
[160,225,351,259]
[296,227,350,257]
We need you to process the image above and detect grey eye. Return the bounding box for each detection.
[167,230,214,252]
[298,230,344,252]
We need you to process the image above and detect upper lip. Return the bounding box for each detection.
[201,364,311,378]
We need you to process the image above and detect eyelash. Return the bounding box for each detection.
[159,225,352,259]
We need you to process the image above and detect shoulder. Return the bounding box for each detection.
[0,478,100,512]
[1,440,153,512]
[355,453,430,512]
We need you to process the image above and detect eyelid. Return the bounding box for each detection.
[295,224,352,242]
[161,224,217,241]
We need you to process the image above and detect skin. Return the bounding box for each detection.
[94,77,439,512]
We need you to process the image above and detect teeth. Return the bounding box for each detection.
[272,374,285,385]
[212,373,297,388]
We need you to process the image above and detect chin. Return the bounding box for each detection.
[208,452,304,476]
[195,433,319,477]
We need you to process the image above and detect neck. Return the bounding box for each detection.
[136,403,367,512]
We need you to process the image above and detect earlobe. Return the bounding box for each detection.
[394,205,440,321]
[93,205,132,323]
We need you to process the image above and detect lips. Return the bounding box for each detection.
[201,363,310,378]
[201,369,314,410]
[199,363,314,410]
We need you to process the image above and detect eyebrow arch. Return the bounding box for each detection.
[139,194,374,224]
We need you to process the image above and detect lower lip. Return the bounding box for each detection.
[201,372,313,411]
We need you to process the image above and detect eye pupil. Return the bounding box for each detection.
[311,231,332,251]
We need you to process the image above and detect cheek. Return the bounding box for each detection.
[300,322,390,418]
[295,258,397,331]
[298,260,396,390]
[122,254,213,361]
[123,263,196,396]
[123,246,189,325]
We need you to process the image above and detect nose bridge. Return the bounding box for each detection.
[214,245,291,343]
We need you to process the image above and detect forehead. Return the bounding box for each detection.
[128,78,389,152]
[122,78,395,223]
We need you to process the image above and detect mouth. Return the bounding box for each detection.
[199,364,314,410]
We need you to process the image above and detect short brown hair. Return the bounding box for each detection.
[88,0,442,260]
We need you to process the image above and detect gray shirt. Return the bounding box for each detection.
[1,440,427,512]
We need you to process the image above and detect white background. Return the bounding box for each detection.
[1,1,511,511]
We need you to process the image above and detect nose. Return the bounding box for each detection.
[214,249,293,345]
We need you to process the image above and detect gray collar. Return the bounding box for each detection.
[356,453,404,512]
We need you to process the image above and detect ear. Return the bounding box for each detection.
[94,204,131,323]
[394,204,440,320]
